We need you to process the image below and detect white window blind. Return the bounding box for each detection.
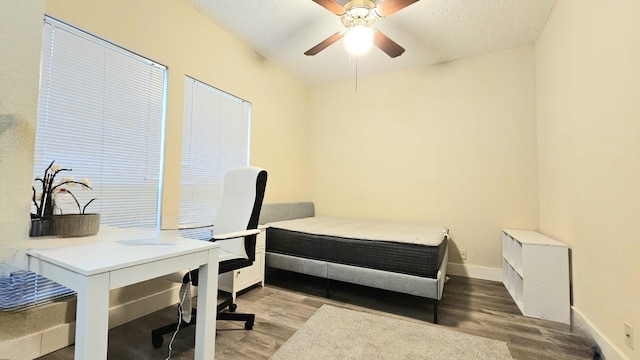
[34,16,167,228]
[1,17,167,312]
[179,77,250,237]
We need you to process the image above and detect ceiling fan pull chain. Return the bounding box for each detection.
[355,56,359,91]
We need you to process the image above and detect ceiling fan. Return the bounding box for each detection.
[305,0,419,58]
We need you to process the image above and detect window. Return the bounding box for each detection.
[34,17,167,228]
[0,16,168,312]
[179,77,250,239]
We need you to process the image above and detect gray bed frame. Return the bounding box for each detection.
[258,202,448,323]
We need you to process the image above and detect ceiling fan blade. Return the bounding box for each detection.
[311,0,346,15]
[304,32,344,56]
[376,0,419,17]
[373,31,405,58]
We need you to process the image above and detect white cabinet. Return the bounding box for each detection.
[502,229,570,324]
[218,226,266,300]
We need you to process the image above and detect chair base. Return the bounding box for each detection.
[216,296,255,330]
[150,297,255,348]
[217,311,255,330]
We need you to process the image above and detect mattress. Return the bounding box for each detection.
[266,216,448,278]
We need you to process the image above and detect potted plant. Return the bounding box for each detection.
[31,160,98,237]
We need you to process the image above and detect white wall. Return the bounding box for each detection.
[0,1,46,358]
[0,1,44,270]
[309,46,539,274]
[536,1,640,358]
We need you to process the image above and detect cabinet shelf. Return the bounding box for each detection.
[501,229,570,324]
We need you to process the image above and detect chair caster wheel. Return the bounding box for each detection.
[229,303,237,312]
[152,335,164,348]
[244,321,254,330]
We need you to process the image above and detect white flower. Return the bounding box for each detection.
[60,176,75,185]
[51,164,63,173]
[81,178,92,188]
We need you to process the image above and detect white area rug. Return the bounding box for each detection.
[270,305,513,360]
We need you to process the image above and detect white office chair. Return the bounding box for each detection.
[151,166,267,348]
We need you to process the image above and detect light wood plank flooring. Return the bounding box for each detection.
[38,271,596,360]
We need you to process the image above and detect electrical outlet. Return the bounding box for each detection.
[459,249,467,261]
[625,322,634,349]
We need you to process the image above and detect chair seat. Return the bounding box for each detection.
[219,247,247,262]
[164,247,250,285]
[193,256,253,285]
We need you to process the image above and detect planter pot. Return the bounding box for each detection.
[52,213,100,237]
[29,219,53,237]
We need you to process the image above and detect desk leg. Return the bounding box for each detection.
[75,272,110,360]
[195,248,218,359]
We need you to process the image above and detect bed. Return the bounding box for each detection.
[259,202,449,323]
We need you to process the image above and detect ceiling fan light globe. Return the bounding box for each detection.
[344,25,374,55]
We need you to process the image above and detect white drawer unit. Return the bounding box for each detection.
[219,226,266,300]
[502,229,570,324]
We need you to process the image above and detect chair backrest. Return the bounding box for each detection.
[214,167,267,261]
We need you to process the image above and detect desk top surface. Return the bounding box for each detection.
[27,226,218,276]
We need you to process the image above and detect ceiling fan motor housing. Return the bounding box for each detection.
[341,0,379,28]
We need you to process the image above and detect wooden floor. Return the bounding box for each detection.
[38,271,596,360]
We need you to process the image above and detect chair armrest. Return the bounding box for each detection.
[211,228,261,241]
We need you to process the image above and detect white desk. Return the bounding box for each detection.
[27,227,219,360]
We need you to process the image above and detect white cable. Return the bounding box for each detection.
[165,269,192,360]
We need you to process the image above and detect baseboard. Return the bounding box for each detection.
[572,306,631,360]
[0,285,182,359]
[446,262,502,282]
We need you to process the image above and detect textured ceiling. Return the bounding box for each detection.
[184,0,557,86]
